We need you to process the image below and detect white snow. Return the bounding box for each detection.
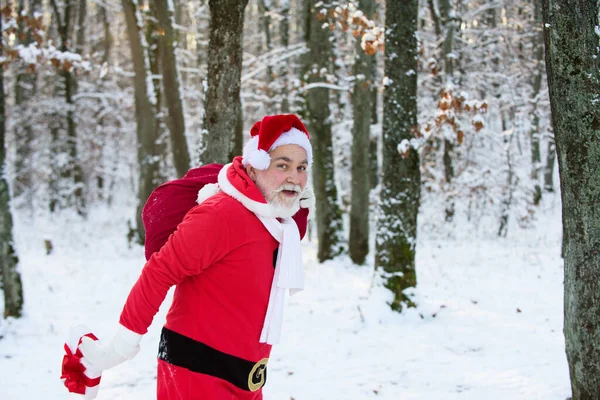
[0,190,571,399]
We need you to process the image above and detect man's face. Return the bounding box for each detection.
[249,144,309,210]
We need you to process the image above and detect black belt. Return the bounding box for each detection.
[157,327,268,392]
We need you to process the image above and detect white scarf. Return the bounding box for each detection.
[256,215,304,345]
[199,165,306,345]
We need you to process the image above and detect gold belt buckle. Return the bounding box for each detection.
[248,358,269,391]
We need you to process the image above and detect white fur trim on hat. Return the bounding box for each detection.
[242,127,313,170]
[270,127,312,164]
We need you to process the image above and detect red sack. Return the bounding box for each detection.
[141,164,309,260]
[142,164,224,260]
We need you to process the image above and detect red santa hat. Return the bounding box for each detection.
[242,114,312,170]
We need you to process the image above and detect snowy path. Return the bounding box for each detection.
[0,205,570,399]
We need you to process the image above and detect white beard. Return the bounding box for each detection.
[255,177,302,218]
[268,196,301,218]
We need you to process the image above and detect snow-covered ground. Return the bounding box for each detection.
[0,193,571,399]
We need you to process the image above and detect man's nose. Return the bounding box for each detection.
[286,170,300,185]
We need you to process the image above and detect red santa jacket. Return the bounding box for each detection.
[119,157,308,400]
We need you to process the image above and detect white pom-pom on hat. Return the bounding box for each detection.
[242,136,272,170]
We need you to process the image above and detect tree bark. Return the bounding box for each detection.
[542,0,600,397]
[303,0,345,262]
[199,0,248,165]
[529,0,544,205]
[259,0,273,79]
[75,0,87,55]
[375,0,420,311]
[13,0,41,201]
[497,112,515,238]
[122,0,163,243]
[349,0,377,265]
[152,0,191,177]
[441,0,455,77]
[50,0,86,215]
[228,105,244,160]
[0,13,24,318]
[98,4,112,64]
[279,0,290,113]
[544,131,555,192]
[438,0,456,220]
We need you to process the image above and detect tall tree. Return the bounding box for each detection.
[13,0,41,202]
[74,0,87,56]
[96,3,113,65]
[375,0,420,310]
[199,0,249,164]
[49,0,86,215]
[542,0,600,397]
[279,0,290,113]
[122,0,163,243]
[152,0,191,177]
[349,0,377,265]
[543,131,555,192]
[0,11,24,318]
[439,0,457,221]
[303,0,344,262]
[529,0,544,205]
[258,0,274,81]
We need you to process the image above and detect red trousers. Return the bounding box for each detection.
[157,359,264,400]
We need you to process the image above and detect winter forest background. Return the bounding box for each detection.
[1,0,599,399]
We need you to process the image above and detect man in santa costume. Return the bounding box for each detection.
[73,114,314,399]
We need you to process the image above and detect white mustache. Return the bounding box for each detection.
[274,184,302,193]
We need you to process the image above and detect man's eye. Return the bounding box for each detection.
[298,166,306,172]
[278,164,288,169]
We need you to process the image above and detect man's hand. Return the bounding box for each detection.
[79,325,142,377]
[299,188,315,218]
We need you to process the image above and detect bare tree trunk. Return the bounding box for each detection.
[349,0,377,265]
[122,0,163,243]
[259,0,273,78]
[257,0,275,114]
[99,4,113,64]
[543,1,600,397]
[228,105,244,160]
[369,130,378,189]
[144,5,165,153]
[50,0,86,215]
[375,0,420,311]
[195,0,208,84]
[544,130,555,191]
[303,0,344,262]
[443,138,455,221]
[13,0,41,202]
[199,0,248,165]
[152,0,191,177]
[279,0,290,113]
[497,110,517,238]
[91,4,113,199]
[75,0,87,55]
[0,14,24,318]
[529,0,544,205]
[438,0,457,221]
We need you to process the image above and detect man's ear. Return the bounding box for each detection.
[247,166,257,181]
